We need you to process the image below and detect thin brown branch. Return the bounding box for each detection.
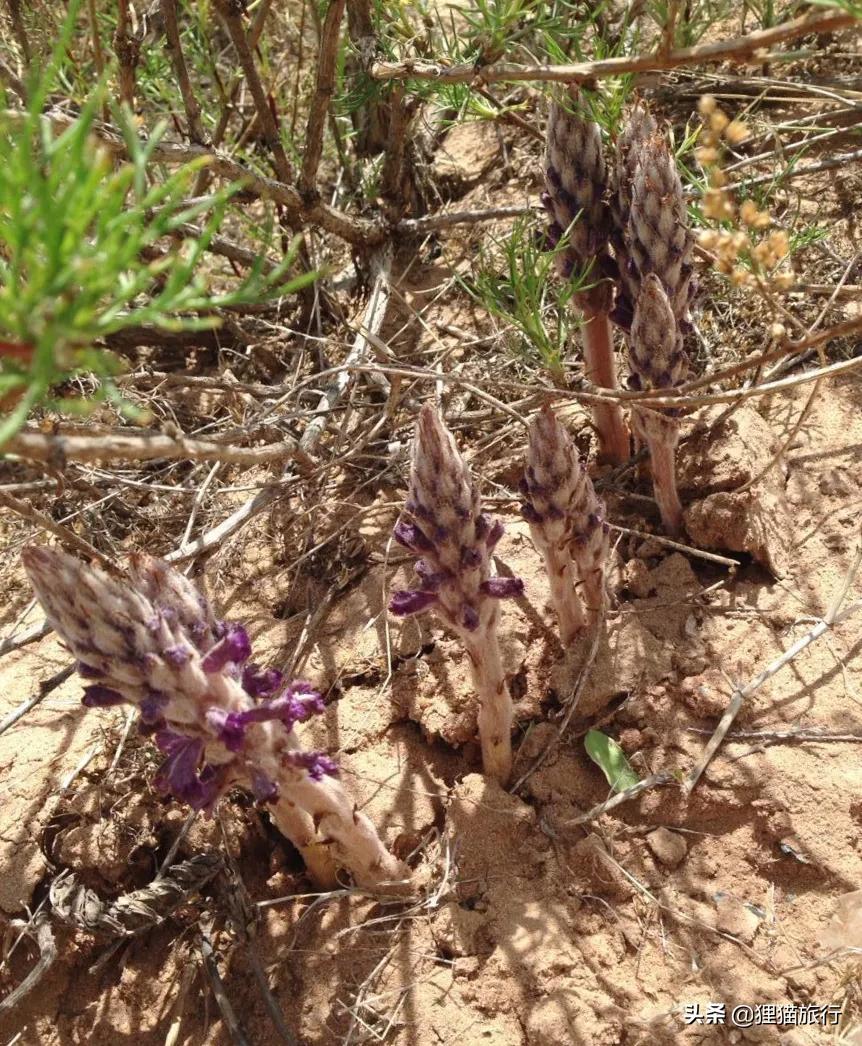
[214,0,293,184]
[299,0,346,195]
[0,664,75,739]
[395,204,533,235]
[0,55,26,101]
[0,492,113,566]
[379,86,408,215]
[371,10,859,84]
[3,428,316,473]
[114,0,141,108]
[160,0,207,144]
[727,144,862,190]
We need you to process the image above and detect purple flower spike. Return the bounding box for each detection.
[389,589,438,617]
[393,520,432,553]
[481,577,525,599]
[202,623,251,673]
[285,751,338,781]
[242,663,284,698]
[82,685,126,708]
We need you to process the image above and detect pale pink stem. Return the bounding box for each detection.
[581,309,630,465]
[645,432,684,536]
[286,775,410,892]
[269,802,341,889]
[540,543,586,645]
[464,627,513,785]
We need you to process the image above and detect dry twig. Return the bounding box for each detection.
[371,10,859,84]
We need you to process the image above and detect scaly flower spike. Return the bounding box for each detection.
[389,405,524,784]
[521,405,611,642]
[22,546,410,893]
[542,94,630,465]
[628,274,689,535]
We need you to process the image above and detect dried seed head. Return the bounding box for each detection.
[628,273,688,392]
[543,95,614,311]
[390,405,523,636]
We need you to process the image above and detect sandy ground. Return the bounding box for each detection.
[1,370,861,1045]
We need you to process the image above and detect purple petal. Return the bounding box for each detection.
[153,733,224,812]
[481,577,524,599]
[163,645,191,667]
[461,547,481,570]
[389,589,438,617]
[140,691,169,725]
[242,663,284,698]
[250,769,279,803]
[78,662,103,679]
[485,519,505,550]
[393,520,432,553]
[206,707,247,752]
[415,560,448,591]
[211,683,326,739]
[202,623,251,673]
[284,751,338,781]
[82,685,126,708]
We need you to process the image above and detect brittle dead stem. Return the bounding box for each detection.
[370,10,859,84]
[160,0,207,145]
[214,0,294,185]
[299,0,347,196]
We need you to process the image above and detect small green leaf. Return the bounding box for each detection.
[585,730,640,793]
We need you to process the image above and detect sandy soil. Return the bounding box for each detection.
[1,370,861,1045]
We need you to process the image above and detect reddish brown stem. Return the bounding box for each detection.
[581,310,630,465]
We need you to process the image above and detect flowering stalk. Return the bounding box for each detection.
[609,102,657,333]
[389,405,524,784]
[628,274,688,534]
[521,405,610,641]
[543,95,629,465]
[611,105,695,536]
[22,546,409,893]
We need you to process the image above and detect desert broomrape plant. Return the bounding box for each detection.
[611,104,696,536]
[628,274,689,534]
[389,404,524,784]
[21,546,409,893]
[542,94,630,465]
[521,404,610,643]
